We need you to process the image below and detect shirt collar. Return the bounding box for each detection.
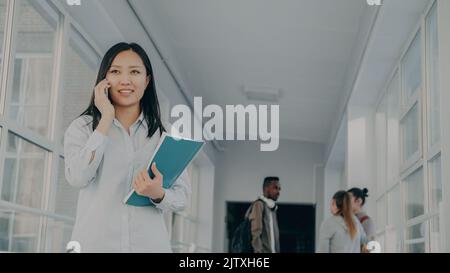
[112,111,147,131]
[133,111,146,130]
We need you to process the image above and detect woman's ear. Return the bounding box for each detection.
[146,75,151,86]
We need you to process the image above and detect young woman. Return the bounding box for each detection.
[348,187,376,241]
[317,191,367,253]
[64,42,190,252]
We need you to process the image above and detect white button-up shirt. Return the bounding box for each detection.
[64,113,190,253]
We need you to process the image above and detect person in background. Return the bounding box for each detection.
[248,177,281,253]
[317,191,367,253]
[348,187,376,241]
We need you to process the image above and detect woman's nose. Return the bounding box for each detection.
[119,75,132,85]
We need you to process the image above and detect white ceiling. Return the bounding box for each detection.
[129,0,369,143]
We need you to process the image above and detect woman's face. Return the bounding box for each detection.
[106,50,149,109]
[349,192,362,212]
[330,198,338,215]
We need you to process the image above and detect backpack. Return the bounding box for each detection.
[230,201,261,253]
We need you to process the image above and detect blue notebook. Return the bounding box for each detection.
[123,132,204,206]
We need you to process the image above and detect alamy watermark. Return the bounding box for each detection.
[366,0,382,6]
[170,97,279,152]
[66,0,81,6]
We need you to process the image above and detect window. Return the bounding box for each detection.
[0,211,41,252]
[401,31,422,106]
[404,167,424,221]
[1,133,49,209]
[44,217,74,252]
[387,71,400,188]
[60,26,99,145]
[426,4,440,148]
[0,0,7,80]
[374,1,441,253]
[429,215,441,253]
[54,157,78,218]
[428,155,442,252]
[0,0,101,253]
[400,103,420,167]
[6,0,59,138]
[405,222,426,253]
[429,155,442,213]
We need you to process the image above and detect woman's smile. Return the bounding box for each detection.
[117,89,135,96]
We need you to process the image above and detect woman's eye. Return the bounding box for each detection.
[110,70,119,74]
[131,70,141,75]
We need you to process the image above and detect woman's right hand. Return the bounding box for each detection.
[94,79,115,120]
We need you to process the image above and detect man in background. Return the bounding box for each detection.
[248,176,281,253]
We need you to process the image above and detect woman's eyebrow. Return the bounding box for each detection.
[110,65,144,69]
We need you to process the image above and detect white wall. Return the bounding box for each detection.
[323,165,344,219]
[314,165,324,249]
[346,105,376,224]
[212,139,324,252]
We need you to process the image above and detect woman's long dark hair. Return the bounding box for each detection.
[333,191,357,240]
[80,42,165,137]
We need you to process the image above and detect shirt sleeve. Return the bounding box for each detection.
[64,117,108,189]
[317,218,333,253]
[362,217,376,241]
[358,220,369,250]
[248,201,264,253]
[151,169,191,212]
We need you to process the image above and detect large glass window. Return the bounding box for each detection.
[405,222,426,253]
[0,0,7,79]
[0,211,41,252]
[1,133,49,209]
[429,156,442,213]
[387,72,400,187]
[426,4,440,148]
[7,0,59,137]
[428,155,442,252]
[402,31,422,105]
[400,103,420,165]
[54,157,78,218]
[0,0,103,253]
[44,217,73,252]
[60,27,99,145]
[375,2,441,253]
[429,215,441,253]
[404,168,424,221]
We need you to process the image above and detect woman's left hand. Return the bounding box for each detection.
[133,163,165,202]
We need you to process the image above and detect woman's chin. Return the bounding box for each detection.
[112,100,140,108]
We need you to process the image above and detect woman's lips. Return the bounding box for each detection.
[118,89,134,96]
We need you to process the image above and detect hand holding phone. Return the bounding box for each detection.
[94,79,115,120]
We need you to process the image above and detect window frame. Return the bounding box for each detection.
[0,0,103,253]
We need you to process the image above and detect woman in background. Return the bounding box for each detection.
[348,187,376,241]
[317,191,367,253]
